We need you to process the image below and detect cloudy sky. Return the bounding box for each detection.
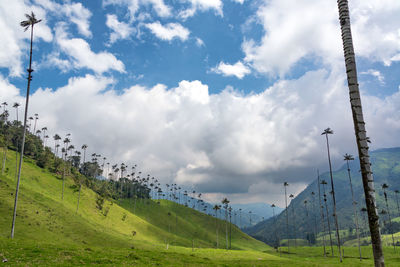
[1,0,400,206]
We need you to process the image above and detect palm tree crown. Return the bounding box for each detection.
[20,12,42,31]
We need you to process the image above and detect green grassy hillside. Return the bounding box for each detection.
[0,149,270,264]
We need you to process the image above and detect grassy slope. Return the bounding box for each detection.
[2,150,400,266]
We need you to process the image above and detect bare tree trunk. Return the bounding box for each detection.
[76,183,82,213]
[346,160,362,260]
[11,23,35,239]
[284,185,290,253]
[324,134,342,261]
[317,172,327,257]
[337,1,384,266]
[1,149,6,174]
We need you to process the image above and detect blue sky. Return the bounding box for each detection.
[1,0,400,205]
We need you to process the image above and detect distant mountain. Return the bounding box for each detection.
[245,147,400,246]
[231,203,284,228]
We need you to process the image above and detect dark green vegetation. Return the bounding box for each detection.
[247,148,400,248]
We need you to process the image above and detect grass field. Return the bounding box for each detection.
[0,149,399,266]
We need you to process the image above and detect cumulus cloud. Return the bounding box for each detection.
[243,0,400,77]
[2,68,399,205]
[35,0,92,38]
[0,0,52,76]
[211,61,251,79]
[145,21,190,41]
[51,23,125,74]
[179,0,223,19]
[103,0,171,20]
[106,14,135,44]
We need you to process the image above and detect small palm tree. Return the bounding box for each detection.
[381,183,395,250]
[271,203,280,250]
[12,103,20,182]
[344,153,362,260]
[11,11,42,239]
[395,190,400,218]
[321,179,334,256]
[289,194,297,248]
[213,204,220,248]
[284,181,290,252]
[33,113,38,133]
[322,127,342,262]
[317,170,327,257]
[221,197,230,250]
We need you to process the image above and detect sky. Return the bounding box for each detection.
[1,0,400,207]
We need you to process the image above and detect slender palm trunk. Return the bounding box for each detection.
[284,186,290,253]
[337,1,384,266]
[62,151,66,200]
[76,183,82,213]
[323,183,334,256]
[11,24,35,239]
[396,193,400,218]
[383,190,395,251]
[15,110,19,181]
[215,211,219,248]
[291,204,297,248]
[225,208,228,250]
[317,172,327,257]
[324,134,342,261]
[1,149,6,174]
[346,160,362,260]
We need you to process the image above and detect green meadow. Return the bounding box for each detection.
[0,149,399,266]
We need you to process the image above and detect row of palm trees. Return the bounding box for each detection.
[274,137,399,262]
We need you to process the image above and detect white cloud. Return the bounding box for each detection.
[0,0,52,76]
[106,14,135,44]
[195,37,205,47]
[145,21,190,41]
[232,0,244,4]
[2,68,399,205]
[211,61,251,79]
[360,69,385,84]
[53,23,125,74]
[179,0,223,19]
[35,0,92,38]
[243,0,400,77]
[103,0,171,20]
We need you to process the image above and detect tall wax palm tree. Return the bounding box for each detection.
[395,190,400,218]
[284,181,290,253]
[317,171,327,257]
[33,113,38,133]
[12,103,20,122]
[381,184,395,251]
[321,128,342,261]
[11,11,42,239]
[53,134,61,156]
[289,194,297,248]
[304,200,310,246]
[13,103,20,182]
[321,179,334,256]
[221,197,230,249]
[61,137,71,200]
[28,116,33,132]
[213,204,220,248]
[344,153,362,260]
[311,192,318,247]
[41,127,47,144]
[337,2,384,266]
[81,144,88,173]
[271,203,280,251]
